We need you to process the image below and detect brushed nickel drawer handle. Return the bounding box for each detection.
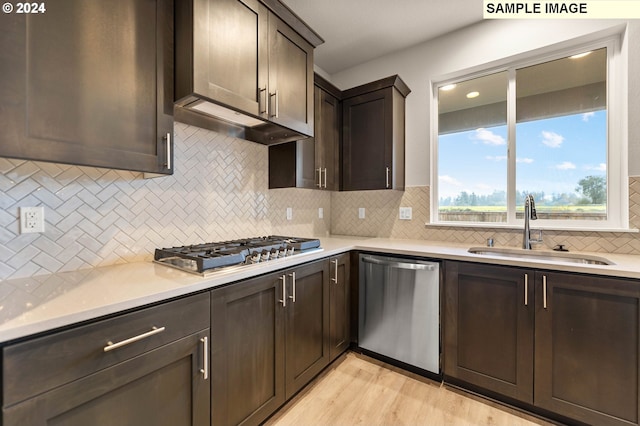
[288,271,296,303]
[331,259,338,283]
[200,336,209,380]
[524,274,528,306]
[103,326,166,352]
[279,275,287,307]
[165,133,171,170]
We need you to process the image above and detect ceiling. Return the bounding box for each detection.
[282,0,484,75]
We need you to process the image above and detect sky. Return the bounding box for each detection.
[438,110,607,203]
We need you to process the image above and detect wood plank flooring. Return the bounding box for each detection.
[265,352,555,426]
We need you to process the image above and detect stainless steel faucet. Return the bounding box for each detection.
[523,194,542,249]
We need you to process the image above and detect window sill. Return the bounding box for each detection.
[425,222,639,233]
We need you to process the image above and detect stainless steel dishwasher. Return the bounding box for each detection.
[358,254,440,374]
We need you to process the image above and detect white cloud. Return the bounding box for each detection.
[516,157,534,164]
[555,161,576,170]
[485,156,533,163]
[439,175,462,186]
[585,163,607,172]
[582,112,595,122]
[541,131,564,148]
[472,128,506,146]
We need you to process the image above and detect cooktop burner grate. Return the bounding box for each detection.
[154,235,322,275]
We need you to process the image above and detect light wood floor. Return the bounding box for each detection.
[265,352,556,426]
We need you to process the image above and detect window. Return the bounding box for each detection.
[432,39,626,230]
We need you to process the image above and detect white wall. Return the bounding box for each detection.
[330,19,639,186]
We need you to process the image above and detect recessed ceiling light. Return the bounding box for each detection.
[570,51,591,59]
[466,91,479,99]
[441,84,457,91]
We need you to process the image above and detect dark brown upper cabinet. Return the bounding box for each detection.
[175,0,322,145]
[314,76,342,191]
[0,0,174,174]
[342,75,410,191]
[268,74,341,190]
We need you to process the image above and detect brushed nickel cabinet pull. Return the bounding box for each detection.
[200,336,208,380]
[288,272,296,303]
[258,87,267,114]
[323,168,328,188]
[331,259,338,283]
[104,326,166,352]
[165,133,171,170]
[270,91,279,118]
[524,274,528,306]
[317,168,322,188]
[543,275,548,309]
[386,167,390,188]
[279,275,287,307]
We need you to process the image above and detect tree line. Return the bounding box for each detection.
[439,176,606,207]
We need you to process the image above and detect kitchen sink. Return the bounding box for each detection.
[467,247,614,265]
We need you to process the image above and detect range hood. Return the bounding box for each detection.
[174,0,323,146]
[174,100,308,146]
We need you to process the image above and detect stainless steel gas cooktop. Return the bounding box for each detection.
[154,235,322,276]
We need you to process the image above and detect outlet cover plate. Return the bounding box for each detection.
[20,206,45,233]
[358,208,365,219]
[399,207,412,220]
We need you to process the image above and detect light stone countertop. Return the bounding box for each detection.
[1,235,640,344]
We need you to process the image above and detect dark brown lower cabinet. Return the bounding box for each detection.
[2,292,211,426]
[211,259,330,426]
[445,261,640,426]
[3,331,209,426]
[444,261,534,404]
[535,272,640,426]
[210,272,286,426]
[329,253,351,360]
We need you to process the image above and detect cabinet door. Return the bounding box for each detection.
[0,0,174,174]
[211,273,286,426]
[329,254,351,360]
[268,14,314,136]
[3,331,210,426]
[315,87,341,191]
[342,89,393,190]
[285,260,330,399]
[189,0,268,116]
[444,261,534,404]
[535,272,640,426]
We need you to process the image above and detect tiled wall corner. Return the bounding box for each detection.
[0,123,329,281]
[330,187,429,239]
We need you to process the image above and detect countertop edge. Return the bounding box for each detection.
[1,236,640,344]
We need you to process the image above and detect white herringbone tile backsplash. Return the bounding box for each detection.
[0,122,330,281]
[331,184,640,254]
[2,121,640,282]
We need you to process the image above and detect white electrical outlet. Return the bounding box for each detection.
[399,207,412,220]
[358,207,365,219]
[20,206,45,233]
[318,207,324,219]
[286,207,293,221]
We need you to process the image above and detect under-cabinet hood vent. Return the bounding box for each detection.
[174,99,309,146]
[173,0,323,146]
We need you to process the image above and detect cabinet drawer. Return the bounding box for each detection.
[3,292,210,407]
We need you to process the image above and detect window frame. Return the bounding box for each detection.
[430,35,628,231]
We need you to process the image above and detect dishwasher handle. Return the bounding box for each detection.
[361,256,436,271]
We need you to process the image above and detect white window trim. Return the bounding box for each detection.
[430,34,629,231]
